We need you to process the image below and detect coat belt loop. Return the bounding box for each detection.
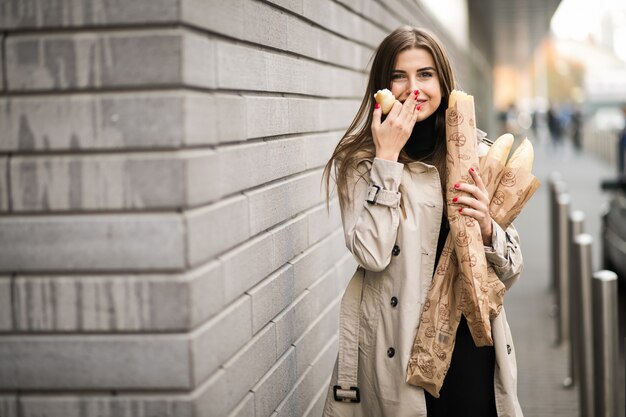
[334,267,365,403]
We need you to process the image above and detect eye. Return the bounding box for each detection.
[419,71,434,78]
[391,73,407,81]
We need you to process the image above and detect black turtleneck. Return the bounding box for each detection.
[403,111,437,161]
[403,112,449,270]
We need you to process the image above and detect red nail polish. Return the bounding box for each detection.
[458,208,463,213]
[454,183,460,188]
[417,105,423,111]
[414,89,419,95]
[470,167,475,173]
[375,103,380,109]
[453,197,458,203]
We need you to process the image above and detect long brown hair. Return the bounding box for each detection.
[323,26,456,209]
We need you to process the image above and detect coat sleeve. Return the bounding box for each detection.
[339,157,404,272]
[484,220,524,289]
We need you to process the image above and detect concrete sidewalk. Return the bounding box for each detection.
[504,136,623,417]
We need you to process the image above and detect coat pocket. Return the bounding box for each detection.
[358,272,383,358]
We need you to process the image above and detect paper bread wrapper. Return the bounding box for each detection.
[406,92,540,398]
[491,139,541,228]
[442,91,495,345]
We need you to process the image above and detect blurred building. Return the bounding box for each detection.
[0,1,560,416]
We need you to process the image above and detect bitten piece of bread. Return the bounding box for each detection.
[374,89,396,114]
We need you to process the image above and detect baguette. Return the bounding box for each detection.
[507,138,534,170]
[448,90,472,108]
[487,133,514,166]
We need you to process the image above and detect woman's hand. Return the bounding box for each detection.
[371,89,421,161]
[453,167,493,246]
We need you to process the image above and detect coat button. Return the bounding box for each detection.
[507,344,512,354]
[390,296,398,307]
[392,245,401,256]
[387,347,395,358]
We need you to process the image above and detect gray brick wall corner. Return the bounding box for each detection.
[0,1,483,416]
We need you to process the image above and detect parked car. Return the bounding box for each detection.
[601,177,626,288]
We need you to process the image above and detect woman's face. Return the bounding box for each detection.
[389,47,442,121]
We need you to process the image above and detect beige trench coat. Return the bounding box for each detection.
[323,140,524,417]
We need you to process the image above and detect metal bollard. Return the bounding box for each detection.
[549,173,564,293]
[566,210,585,388]
[555,193,571,348]
[592,270,618,417]
[574,233,595,417]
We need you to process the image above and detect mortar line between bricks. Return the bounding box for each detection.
[0,22,181,37]
[237,165,327,194]
[2,85,363,100]
[0,264,202,276]
[0,269,188,278]
[2,145,213,158]
[0,388,193,395]
[16,390,22,417]
[5,152,12,212]
[10,273,17,332]
[0,327,195,337]
[0,205,185,216]
[1,269,189,278]
[1,32,7,93]
[0,127,346,158]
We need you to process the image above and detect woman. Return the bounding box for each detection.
[322,26,524,417]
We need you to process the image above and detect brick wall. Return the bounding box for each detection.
[0,1,483,416]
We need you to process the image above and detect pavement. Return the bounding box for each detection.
[505,133,624,417]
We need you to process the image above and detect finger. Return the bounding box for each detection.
[371,102,382,131]
[469,167,487,194]
[400,89,419,121]
[457,207,488,222]
[386,100,403,120]
[454,182,488,204]
[452,196,487,213]
[409,101,421,126]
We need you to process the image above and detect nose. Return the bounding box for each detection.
[407,77,419,95]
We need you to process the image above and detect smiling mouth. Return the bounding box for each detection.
[401,99,427,105]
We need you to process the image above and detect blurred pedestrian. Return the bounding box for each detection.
[570,107,583,152]
[547,105,562,148]
[505,103,520,135]
[322,26,524,417]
